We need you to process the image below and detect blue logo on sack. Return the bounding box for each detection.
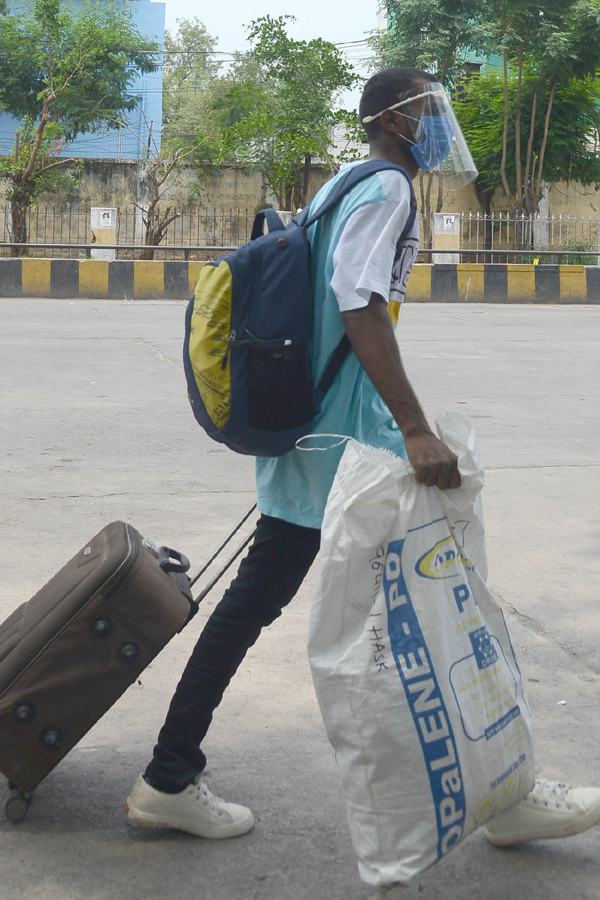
[469,627,498,670]
[384,539,466,860]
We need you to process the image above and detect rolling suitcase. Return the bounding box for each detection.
[0,507,256,822]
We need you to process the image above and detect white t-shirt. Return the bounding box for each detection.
[331,169,419,314]
[255,163,419,529]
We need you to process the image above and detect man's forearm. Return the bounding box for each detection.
[341,293,461,490]
[341,294,432,439]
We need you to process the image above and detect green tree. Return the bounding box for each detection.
[488,0,600,216]
[103,110,212,260]
[0,0,159,253]
[371,0,489,244]
[373,0,488,84]
[161,16,221,165]
[376,0,600,222]
[455,68,600,213]
[0,119,82,256]
[217,15,358,210]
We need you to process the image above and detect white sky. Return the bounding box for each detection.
[163,0,379,53]
[162,0,381,109]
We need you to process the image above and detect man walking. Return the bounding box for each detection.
[126,67,600,859]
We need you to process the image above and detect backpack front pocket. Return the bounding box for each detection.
[246,337,315,432]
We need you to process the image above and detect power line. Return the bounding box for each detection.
[0,39,371,59]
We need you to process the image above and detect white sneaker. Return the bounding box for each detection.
[485,777,600,846]
[125,774,254,839]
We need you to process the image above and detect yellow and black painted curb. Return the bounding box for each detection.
[406,263,596,303]
[0,259,599,302]
[0,259,205,299]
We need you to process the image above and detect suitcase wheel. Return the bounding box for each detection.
[5,786,32,823]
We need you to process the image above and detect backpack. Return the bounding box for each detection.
[183,160,417,457]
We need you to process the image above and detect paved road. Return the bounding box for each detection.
[1,300,599,900]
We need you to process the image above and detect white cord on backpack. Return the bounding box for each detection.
[295,433,353,452]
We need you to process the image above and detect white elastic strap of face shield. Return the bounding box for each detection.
[361,88,447,124]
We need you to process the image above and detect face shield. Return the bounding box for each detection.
[362,82,478,189]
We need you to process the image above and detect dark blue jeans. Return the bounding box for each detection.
[144,514,321,792]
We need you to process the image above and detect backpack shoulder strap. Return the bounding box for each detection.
[300,160,415,230]
[315,178,419,402]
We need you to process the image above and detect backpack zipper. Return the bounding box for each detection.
[221,330,293,369]
[244,330,293,347]
[221,331,238,370]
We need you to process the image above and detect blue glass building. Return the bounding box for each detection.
[0,0,165,159]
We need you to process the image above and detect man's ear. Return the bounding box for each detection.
[381,109,412,145]
[380,108,401,135]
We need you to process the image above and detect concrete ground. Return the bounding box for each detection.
[1,299,599,900]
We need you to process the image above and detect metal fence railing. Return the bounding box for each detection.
[2,205,600,264]
[0,205,255,259]
[427,211,600,264]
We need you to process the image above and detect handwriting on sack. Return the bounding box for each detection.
[384,540,466,860]
[369,547,389,671]
[370,546,385,600]
[368,616,389,672]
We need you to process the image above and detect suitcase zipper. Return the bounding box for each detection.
[101,526,142,599]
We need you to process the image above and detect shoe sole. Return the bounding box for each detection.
[124,800,254,840]
[485,807,600,846]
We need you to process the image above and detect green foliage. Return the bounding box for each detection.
[216,15,358,208]
[454,70,600,195]
[378,0,600,215]
[373,0,489,84]
[559,237,596,265]
[0,119,81,204]
[0,0,159,139]
[159,15,361,205]
[0,0,159,254]
[161,17,221,166]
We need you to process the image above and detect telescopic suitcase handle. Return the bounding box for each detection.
[165,503,258,632]
[189,503,257,604]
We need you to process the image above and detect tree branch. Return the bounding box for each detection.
[21,91,56,181]
[35,156,77,176]
[534,80,557,211]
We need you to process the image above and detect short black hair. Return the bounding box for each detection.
[359,67,438,140]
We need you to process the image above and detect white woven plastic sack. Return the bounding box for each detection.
[308,412,535,887]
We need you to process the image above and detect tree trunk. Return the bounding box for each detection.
[418,172,433,258]
[524,65,544,215]
[301,154,312,209]
[10,191,29,258]
[473,179,493,261]
[514,47,524,218]
[500,42,514,212]
[436,174,444,214]
[141,195,160,260]
[532,81,557,214]
[425,170,434,246]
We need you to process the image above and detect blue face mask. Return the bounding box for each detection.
[409,116,453,171]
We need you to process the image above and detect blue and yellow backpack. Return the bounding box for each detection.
[183,160,416,456]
